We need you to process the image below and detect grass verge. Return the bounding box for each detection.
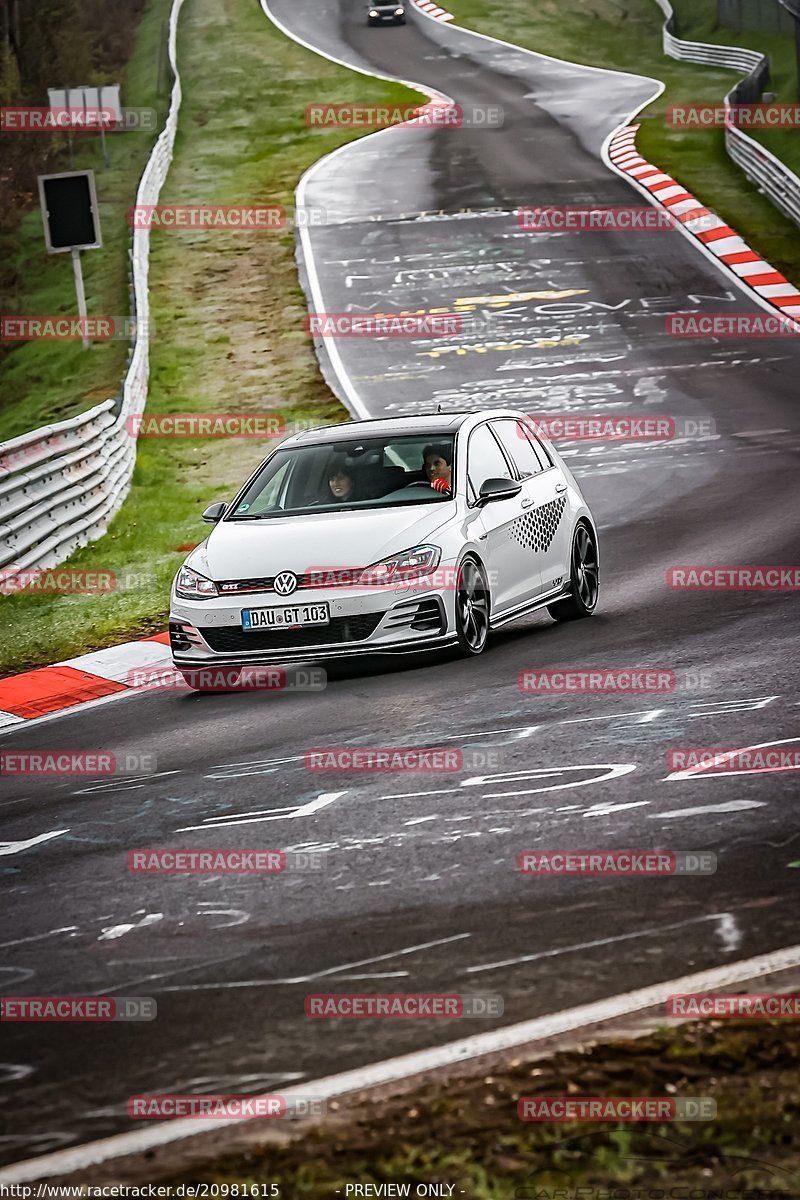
[0,0,421,676]
[671,0,800,175]
[147,1020,800,1196]
[444,0,800,288]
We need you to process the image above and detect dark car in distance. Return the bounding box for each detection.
[367,1,406,24]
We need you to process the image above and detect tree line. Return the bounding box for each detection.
[0,0,147,307]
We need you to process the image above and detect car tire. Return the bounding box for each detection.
[454,556,491,656]
[547,521,599,622]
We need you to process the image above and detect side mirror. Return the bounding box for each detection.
[478,477,522,504]
[201,501,226,524]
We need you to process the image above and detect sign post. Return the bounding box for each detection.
[71,248,90,349]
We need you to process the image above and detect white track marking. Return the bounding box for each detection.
[176,791,347,832]
[583,800,650,817]
[5,945,800,1182]
[653,799,765,818]
[98,913,163,942]
[480,763,637,798]
[665,736,800,781]
[382,764,637,802]
[716,912,742,954]
[0,830,68,857]
[0,927,78,950]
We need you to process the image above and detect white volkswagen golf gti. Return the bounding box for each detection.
[170,410,598,683]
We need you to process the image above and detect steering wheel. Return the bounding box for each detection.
[402,480,436,489]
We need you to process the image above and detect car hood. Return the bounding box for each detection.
[187,504,456,581]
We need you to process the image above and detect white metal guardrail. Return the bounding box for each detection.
[0,0,186,582]
[653,0,800,227]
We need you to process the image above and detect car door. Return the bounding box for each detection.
[466,423,531,614]
[489,419,572,600]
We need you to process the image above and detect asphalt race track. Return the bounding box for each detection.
[1,0,800,1168]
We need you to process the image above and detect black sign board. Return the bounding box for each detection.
[37,170,102,253]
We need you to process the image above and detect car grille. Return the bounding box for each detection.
[200,613,384,653]
[216,570,364,595]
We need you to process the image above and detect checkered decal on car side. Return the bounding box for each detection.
[510,496,566,553]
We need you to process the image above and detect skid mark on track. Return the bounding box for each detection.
[463,911,737,975]
[158,933,472,992]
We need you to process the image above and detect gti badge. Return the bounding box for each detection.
[273,571,298,596]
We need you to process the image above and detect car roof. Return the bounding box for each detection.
[282,410,522,447]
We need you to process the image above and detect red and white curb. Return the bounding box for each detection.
[412,0,453,22]
[608,124,800,324]
[0,633,171,728]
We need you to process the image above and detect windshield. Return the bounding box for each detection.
[228,433,456,520]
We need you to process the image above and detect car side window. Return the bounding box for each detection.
[467,424,514,496]
[524,426,553,470]
[489,419,545,479]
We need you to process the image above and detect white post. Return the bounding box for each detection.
[71,246,90,349]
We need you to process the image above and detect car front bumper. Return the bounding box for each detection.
[170,578,459,667]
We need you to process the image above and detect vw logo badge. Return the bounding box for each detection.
[274,571,298,596]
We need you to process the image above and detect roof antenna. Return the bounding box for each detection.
[437,403,443,413]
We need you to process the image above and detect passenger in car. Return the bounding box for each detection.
[422,443,453,491]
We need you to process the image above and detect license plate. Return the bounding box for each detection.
[241,603,330,630]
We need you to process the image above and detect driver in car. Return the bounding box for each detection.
[422,443,453,493]
[327,462,356,502]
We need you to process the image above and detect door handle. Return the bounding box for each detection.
[521,497,533,508]
[555,482,567,494]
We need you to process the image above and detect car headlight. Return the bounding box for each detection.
[358,545,441,587]
[175,565,219,600]
[395,6,405,12]
[369,9,379,14]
